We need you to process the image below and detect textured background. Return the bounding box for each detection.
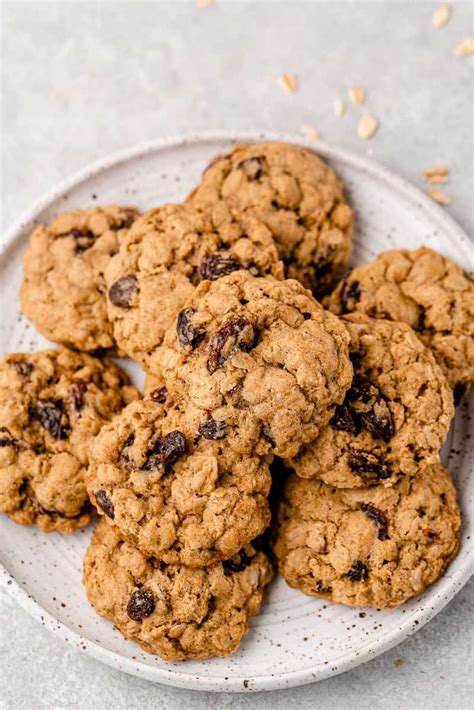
[1,1,473,708]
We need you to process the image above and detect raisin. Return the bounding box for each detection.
[347,560,368,582]
[126,589,156,620]
[348,451,391,483]
[59,228,96,254]
[69,381,87,412]
[453,383,466,406]
[340,280,361,312]
[360,503,388,539]
[160,430,187,465]
[149,386,167,404]
[237,156,266,180]
[347,380,394,442]
[198,418,227,440]
[108,274,138,307]
[415,305,426,332]
[422,528,439,539]
[316,581,333,594]
[207,316,256,373]
[199,252,242,281]
[331,403,358,434]
[95,489,114,519]
[30,399,70,439]
[176,308,205,350]
[0,428,17,448]
[10,360,33,379]
[223,549,253,575]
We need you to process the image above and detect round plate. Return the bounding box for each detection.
[1,132,472,693]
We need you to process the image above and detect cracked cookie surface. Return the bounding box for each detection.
[83,518,273,660]
[325,247,474,396]
[272,464,460,609]
[0,348,138,532]
[105,202,283,373]
[188,142,354,296]
[286,314,454,488]
[21,205,139,351]
[158,271,353,458]
[86,398,272,566]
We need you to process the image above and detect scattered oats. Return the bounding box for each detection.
[423,166,449,184]
[349,86,366,105]
[453,37,474,57]
[357,114,378,140]
[427,189,452,205]
[394,658,404,668]
[432,4,451,28]
[301,125,320,141]
[334,99,346,116]
[278,72,298,93]
[195,0,213,6]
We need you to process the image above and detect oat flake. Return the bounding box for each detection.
[357,114,378,140]
[453,37,474,57]
[301,125,320,140]
[279,73,298,92]
[423,166,449,184]
[427,189,452,205]
[334,99,346,116]
[349,87,365,105]
[432,4,451,28]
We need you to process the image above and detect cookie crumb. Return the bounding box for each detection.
[423,166,449,184]
[427,188,452,205]
[453,37,474,57]
[301,125,320,140]
[279,72,298,93]
[334,99,346,116]
[432,4,451,28]
[394,658,404,667]
[349,87,366,105]
[357,114,378,139]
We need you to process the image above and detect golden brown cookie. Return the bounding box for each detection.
[86,398,272,566]
[158,271,353,458]
[325,247,474,398]
[285,314,454,488]
[272,465,460,609]
[21,206,139,351]
[188,142,354,296]
[83,518,273,660]
[105,202,283,373]
[0,348,138,533]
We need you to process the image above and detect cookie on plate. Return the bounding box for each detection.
[285,314,454,488]
[0,348,138,533]
[325,247,474,398]
[272,464,460,609]
[86,398,272,566]
[105,202,283,373]
[158,270,353,458]
[188,142,354,296]
[21,205,139,352]
[83,518,273,660]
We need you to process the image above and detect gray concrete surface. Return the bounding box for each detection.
[1,1,473,708]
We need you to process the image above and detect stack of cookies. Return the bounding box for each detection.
[1,142,472,661]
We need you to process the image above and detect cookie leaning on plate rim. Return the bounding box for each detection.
[325,246,474,399]
[20,205,139,352]
[188,141,354,297]
[0,348,138,533]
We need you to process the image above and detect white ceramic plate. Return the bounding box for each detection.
[1,132,472,693]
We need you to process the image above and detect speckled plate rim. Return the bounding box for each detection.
[1,131,473,693]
